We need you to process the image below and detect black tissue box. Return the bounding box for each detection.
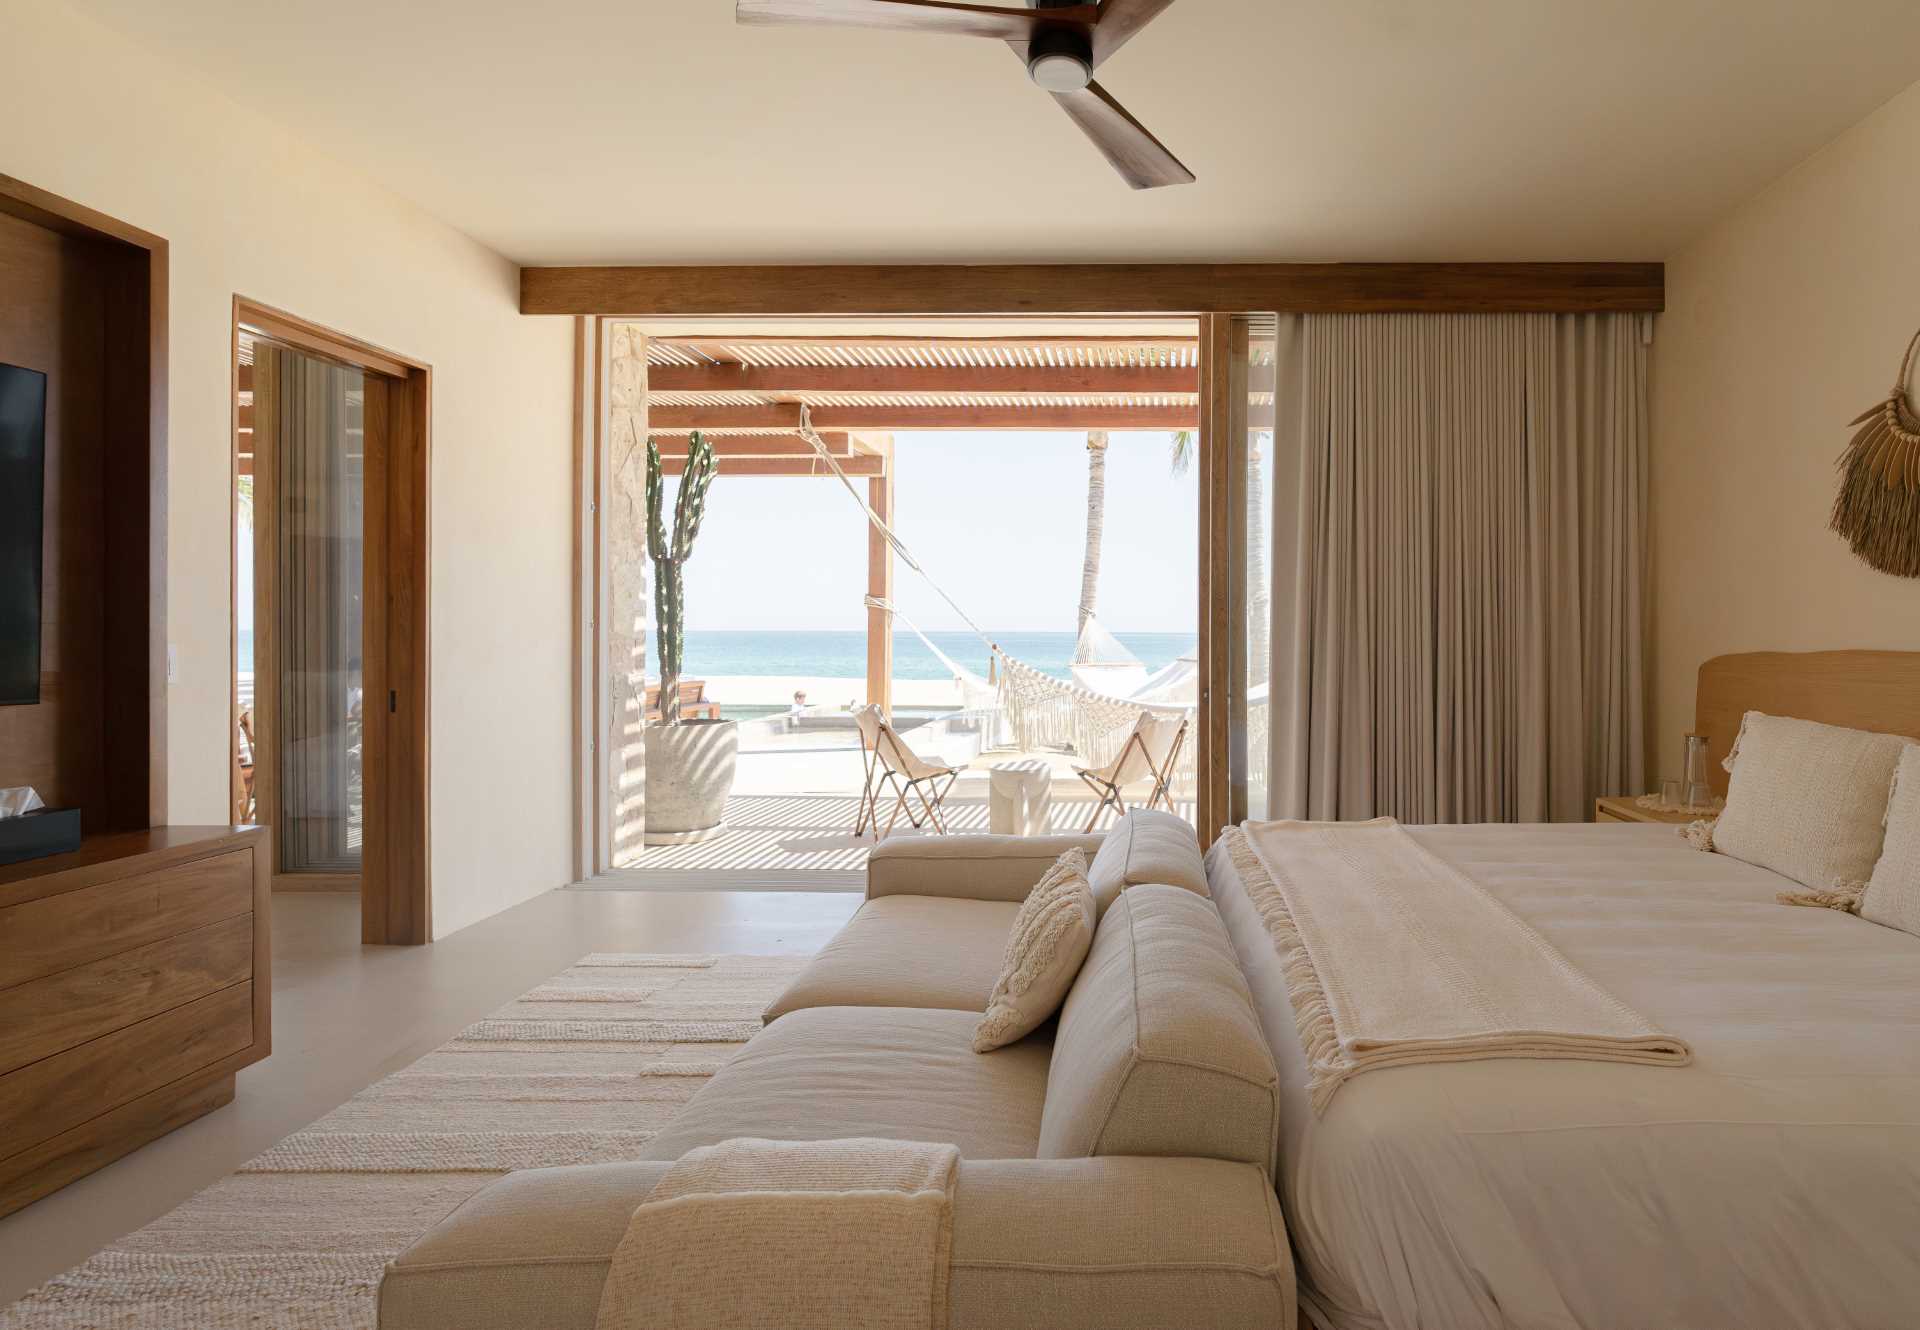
[0,807,83,867]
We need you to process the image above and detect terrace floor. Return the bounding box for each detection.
[580,717,1194,890]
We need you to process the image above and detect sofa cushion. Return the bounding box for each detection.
[378,1160,670,1330]
[1038,886,1279,1172]
[380,1157,1294,1330]
[764,896,1020,1022]
[974,850,1097,1052]
[644,1006,1051,1162]
[1085,809,1209,917]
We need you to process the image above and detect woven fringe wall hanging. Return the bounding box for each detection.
[1831,325,1920,578]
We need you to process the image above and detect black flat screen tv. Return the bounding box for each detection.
[0,363,48,706]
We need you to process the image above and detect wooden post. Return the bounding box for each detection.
[867,462,895,720]
[1195,315,1237,846]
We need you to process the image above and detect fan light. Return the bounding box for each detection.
[1029,49,1092,92]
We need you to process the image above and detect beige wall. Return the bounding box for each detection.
[1,1,575,937]
[1651,77,1920,783]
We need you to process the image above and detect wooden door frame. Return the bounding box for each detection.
[562,263,1666,866]
[1194,314,1243,845]
[233,297,432,944]
[571,316,610,880]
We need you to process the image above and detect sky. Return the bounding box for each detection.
[674,431,1199,635]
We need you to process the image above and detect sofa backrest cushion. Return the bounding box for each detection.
[1085,810,1209,918]
[1038,885,1279,1173]
[867,833,1106,904]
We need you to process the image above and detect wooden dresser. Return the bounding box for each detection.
[0,826,271,1218]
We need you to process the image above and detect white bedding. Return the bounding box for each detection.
[1207,822,1920,1330]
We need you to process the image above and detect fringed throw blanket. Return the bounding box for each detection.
[595,1137,960,1330]
[1228,820,1690,1113]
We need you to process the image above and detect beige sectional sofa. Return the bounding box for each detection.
[379,814,1295,1330]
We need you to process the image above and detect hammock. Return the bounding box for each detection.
[798,409,1194,794]
[1070,615,1151,697]
[867,595,1006,742]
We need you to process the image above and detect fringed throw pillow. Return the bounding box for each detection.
[1712,711,1913,897]
[1861,746,1920,937]
[973,849,1096,1053]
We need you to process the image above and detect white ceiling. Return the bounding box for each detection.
[67,0,1920,266]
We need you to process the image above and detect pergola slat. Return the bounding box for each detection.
[649,335,1197,352]
[646,363,1198,394]
[655,455,887,477]
[649,434,853,458]
[648,403,1198,431]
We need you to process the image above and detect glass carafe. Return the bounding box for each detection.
[1682,734,1712,810]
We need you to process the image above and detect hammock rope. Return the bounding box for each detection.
[796,409,1194,791]
[797,409,997,651]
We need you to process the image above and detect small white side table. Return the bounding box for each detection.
[989,760,1053,836]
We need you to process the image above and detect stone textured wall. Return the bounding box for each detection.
[606,324,650,865]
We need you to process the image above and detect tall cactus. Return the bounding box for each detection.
[646,432,718,725]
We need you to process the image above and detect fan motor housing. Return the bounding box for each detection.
[1027,23,1093,91]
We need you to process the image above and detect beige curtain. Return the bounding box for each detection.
[256,343,366,873]
[1269,313,1648,824]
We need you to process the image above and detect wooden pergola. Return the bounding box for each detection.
[640,330,1200,715]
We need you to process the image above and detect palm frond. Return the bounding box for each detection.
[1169,430,1194,476]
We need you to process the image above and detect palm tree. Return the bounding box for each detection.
[1075,430,1109,657]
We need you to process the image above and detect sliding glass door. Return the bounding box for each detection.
[244,337,366,880]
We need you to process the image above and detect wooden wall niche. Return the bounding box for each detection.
[0,176,167,833]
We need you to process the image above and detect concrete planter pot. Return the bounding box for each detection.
[643,719,737,845]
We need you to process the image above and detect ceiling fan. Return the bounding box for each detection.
[736,0,1193,190]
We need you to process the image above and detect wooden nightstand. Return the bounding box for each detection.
[1594,795,1719,826]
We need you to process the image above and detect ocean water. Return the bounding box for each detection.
[238,628,1198,684]
[684,630,1194,682]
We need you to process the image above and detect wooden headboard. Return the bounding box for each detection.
[1694,651,1920,796]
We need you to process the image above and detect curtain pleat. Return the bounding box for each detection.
[1270,312,1648,824]
[263,346,365,872]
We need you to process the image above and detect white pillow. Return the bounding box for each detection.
[1712,711,1913,891]
[973,849,1096,1053]
[1861,746,1920,938]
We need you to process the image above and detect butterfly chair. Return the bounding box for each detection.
[852,705,899,837]
[1074,712,1188,833]
[852,705,960,840]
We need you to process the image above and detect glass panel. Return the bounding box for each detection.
[252,339,365,873]
[1232,315,1279,822]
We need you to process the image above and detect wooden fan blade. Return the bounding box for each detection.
[1089,0,1176,68]
[737,0,1096,40]
[1051,82,1194,189]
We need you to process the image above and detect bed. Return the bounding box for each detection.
[1207,651,1920,1330]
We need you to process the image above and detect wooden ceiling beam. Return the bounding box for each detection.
[647,362,1198,394]
[521,262,1665,316]
[656,454,887,477]
[648,403,1199,431]
[648,434,852,457]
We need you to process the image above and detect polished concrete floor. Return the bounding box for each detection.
[0,886,859,1308]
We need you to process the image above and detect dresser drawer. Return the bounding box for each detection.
[0,915,254,1076]
[0,982,253,1160]
[0,849,253,990]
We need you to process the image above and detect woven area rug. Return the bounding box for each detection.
[0,952,806,1330]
